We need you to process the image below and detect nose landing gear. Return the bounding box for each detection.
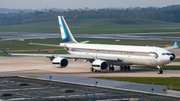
[157,65,164,74]
[157,69,163,74]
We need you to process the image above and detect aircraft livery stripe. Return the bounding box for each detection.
[60,16,67,40]
[67,47,151,56]
[70,51,152,57]
[67,46,150,53]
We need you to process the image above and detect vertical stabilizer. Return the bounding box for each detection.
[58,16,77,43]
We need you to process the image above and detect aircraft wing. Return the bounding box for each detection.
[2,49,122,61]
[164,41,178,50]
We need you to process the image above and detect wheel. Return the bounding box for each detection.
[124,66,127,71]
[95,70,98,72]
[127,66,131,71]
[109,67,112,71]
[90,67,94,72]
[111,66,114,71]
[157,69,163,74]
[161,70,163,74]
[120,66,124,71]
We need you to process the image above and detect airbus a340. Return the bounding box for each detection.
[2,16,178,74]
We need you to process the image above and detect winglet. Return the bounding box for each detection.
[2,49,9,54]
[174,41,178,46]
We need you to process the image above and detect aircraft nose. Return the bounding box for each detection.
[170,53,175,61]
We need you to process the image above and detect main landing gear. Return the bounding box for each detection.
[109,65,114,71]
[90,67,94,72]
[90,65,131,72]
[90,65,115,72]
[90,67,100,72]
[120,65,131,71]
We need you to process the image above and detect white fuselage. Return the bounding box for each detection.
[60,43,173,66]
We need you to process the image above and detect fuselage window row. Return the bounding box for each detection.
[68,48,152,56]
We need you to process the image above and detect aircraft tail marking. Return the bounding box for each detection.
[58,16,77,43]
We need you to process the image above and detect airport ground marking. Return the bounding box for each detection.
[75,89,91,93]
[42,91,59,95]
[15,93,29,97]
[28,83,43,87]
[0,84,13,88]
[0,79,6,82]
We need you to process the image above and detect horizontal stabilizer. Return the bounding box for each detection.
[29,43,60,47]
[164,41,178,50]
[2,49,10,54]
[79,41,89,44]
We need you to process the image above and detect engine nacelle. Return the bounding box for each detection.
[52,57,68,68]
[92,60,109,71]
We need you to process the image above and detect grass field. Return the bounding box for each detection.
[137,65,180,70]
[94,77,180,90]
[1,19,180,34]
[174,58,180,62]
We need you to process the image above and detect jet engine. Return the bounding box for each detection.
[52,57,68,68]
[92,60,109,71]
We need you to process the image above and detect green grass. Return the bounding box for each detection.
[27,76,38,78]
[0,38,62,50]
[164,66,180,70]
[94,77,180,90]
[138,65,180,70]
[174,58,180,62]
[1,19,180,34]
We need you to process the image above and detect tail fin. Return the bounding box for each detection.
[58,16,77,43]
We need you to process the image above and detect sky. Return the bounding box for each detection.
[1,0,180,10]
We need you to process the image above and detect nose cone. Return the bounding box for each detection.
[170,53,175,61]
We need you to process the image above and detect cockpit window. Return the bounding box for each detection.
[162,53,172,55]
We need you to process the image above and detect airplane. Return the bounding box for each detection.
[2,16,179,74]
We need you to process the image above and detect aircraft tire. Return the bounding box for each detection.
[90,67,94,72]
[120,66,124,71]
[127,66,131,70]
[157,69,163,74]
[109,67,111,71]
[112,66,114,71]
[124,66,127,71]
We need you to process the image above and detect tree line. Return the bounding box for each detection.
[1,5,180,26]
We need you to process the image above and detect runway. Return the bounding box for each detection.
[1,31,180,41]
